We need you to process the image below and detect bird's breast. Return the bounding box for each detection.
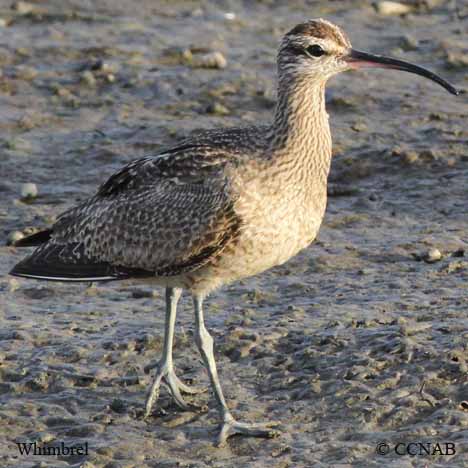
[193,180,327,289]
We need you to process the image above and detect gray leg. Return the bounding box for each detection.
[144,287,205,417]
[193,294,280,446]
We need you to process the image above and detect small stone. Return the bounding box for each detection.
[100,63,115,73]
[192,51,227,69]
[8,278,20,292]
[206,102,230,115]
[421,0,447,10]
[105,73,115,83]
[429,112,445,121]
[161,47,193,65]
[0,18,8,27]
[392,147,419,164]
[7,231,24,245]
[80,70,97,87]
[110,399,127,413]
[442,261,467,274]
[56,89,79,106]
[18,115,35,130]
[12,1,37,15]
[351,122,367,132]
[403,151,419,164]
[21,182,38,200]
[79,462,96,468]
[4,137,32,153]
[14,65,37,81]
[423,248,442,263]
[445,52,468,70]
[55,87,72,98]
[419,149,440,161]
[375,1,413,15]
[16,47,30,57]
[91,60,118,73]
[400,35,419,51]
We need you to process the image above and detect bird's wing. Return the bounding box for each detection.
[10,145,243,281]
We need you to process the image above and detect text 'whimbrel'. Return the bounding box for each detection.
[10,19,458,446]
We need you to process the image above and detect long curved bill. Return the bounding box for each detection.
[345,49,459,96]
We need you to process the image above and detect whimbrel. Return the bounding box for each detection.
[10,19,458,445]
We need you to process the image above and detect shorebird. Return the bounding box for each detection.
[10,19,458,446]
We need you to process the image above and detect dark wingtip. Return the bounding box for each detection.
[9,263,30,278]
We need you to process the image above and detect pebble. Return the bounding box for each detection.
[12,1,37,15]
[110,398,127,413]
[423,248,442,263]
[20,182,38,200]
[79,462,96,468]
[8,278,20,292]
[14,65,37,81]
[55,86,72,98]
[80,70,97,87]
[7,231,24,245]
[90,60,118,74]
[399,35,419,51]
[206,102,230,115]
[419,149,440,161]
[442,260,466,274]
[16,47,30,57]
[422,0,447,10]
[445,52,468,70]
[375,1,413,15]
[192,51,227,69]
[351,122,367,132]
[391,147,419,164]
[4,137,32,153]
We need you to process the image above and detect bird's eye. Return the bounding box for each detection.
[306,44,325,58]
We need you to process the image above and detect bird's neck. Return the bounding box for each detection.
[267,77,332,183]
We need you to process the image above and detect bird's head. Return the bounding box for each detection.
[278,18,458,95]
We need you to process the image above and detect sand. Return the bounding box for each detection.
[1,1,467,467]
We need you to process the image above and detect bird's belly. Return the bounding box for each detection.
[234,215,320,272]
[221,239,301,279]
[186,207,323,294]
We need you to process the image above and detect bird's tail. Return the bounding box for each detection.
[10,234,153,282]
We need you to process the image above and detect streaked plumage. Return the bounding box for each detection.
[10,19,458,445]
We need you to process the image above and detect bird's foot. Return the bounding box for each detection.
[144,364,206,417]
[216,414,281,447]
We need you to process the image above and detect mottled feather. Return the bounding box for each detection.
[10,130,262,280]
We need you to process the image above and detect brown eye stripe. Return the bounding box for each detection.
[286,44,327,58]
[286,44,312,57]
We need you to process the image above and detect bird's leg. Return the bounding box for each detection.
[145,287,205,417]
[193,294,281,446]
